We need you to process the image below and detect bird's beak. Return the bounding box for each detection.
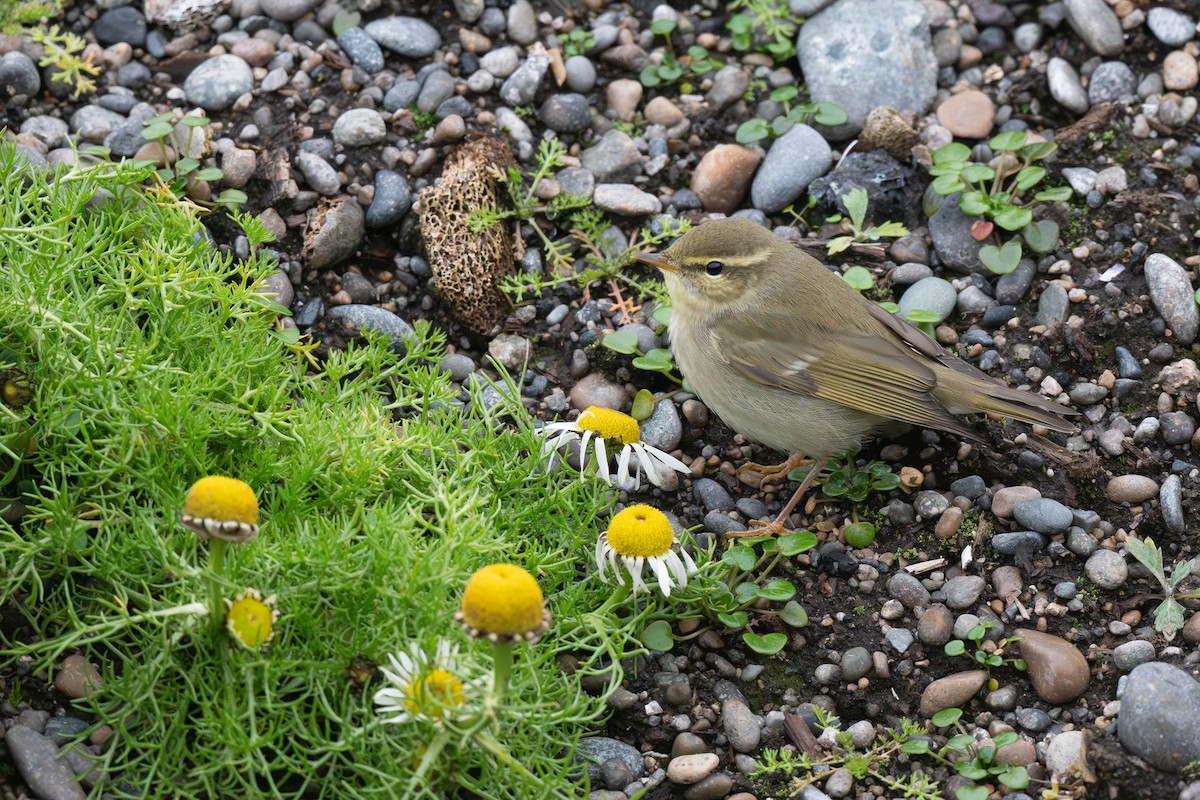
[633,251,675,273]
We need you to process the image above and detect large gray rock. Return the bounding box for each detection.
[749,124,831,213]
[1119,662,1200,771]
[797,0,936,137]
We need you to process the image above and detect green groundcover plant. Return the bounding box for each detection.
[0,143,641,799]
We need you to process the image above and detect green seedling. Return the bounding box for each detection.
[1125,534,1194,640]
[826,188,910,255]
[926,130,1071,274]
[736,86,847,143]
[726,0,802,62]
[640,18,723,89]
[29,24,99,97]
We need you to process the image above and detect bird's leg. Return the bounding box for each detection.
[735,453,812,489]
[726,458,826,538]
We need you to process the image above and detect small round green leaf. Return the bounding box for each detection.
[778,530,818,556]
[932,707,963,727]
[842,522,876,549]
[841,265,874,291]
[743,632,787,655]
[602,330,640,355]
[640,619,675,651]
[631,389,655,421]
[779,600,808,628]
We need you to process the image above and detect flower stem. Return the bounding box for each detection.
[490,641,513,706]
[206,539,228,635]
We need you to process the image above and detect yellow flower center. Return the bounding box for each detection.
[576,407,640,445]
[606,504,674,558]
[460,563,545,637]
[226,591,276,649]
[405,669,466,719]
[184,475,260,525]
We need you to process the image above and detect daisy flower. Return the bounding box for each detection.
[456,563,552,644]
[541,406,690,490]
[374,639,482,725]
[181,475,260,544]
[225,587,279,650]
[596,504,697,598]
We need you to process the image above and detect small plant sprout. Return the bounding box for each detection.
[374,640,480,726]
[540,406,690,490]
[595,504,697,599]
[944,619,1026,688]
[825,188,911,255]
[926,130,1071,274]
[29,25,100,97]
[1125,535,1194,640]
[927,708,1031,800]
[225,588,280,650]
[735,85,848,144]
[639,18,723,89]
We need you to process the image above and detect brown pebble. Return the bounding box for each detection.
[934,506,964,539]
[1014,629,1090,704]
[690,144,761,214]
[1182,612,1200,643]
[991,485,1042,518]
[55,654,103,699]
[1105,474,1159,504]
[919,670,988,717]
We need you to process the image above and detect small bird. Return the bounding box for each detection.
[634,217,1078,534]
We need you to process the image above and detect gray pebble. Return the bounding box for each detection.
[694,478,734,513]
[750,124,832,213]
[1160,411,1195,445]
[578,737,645,785]
[183,54,252,111]
[1062,166,1097,196]
[336,27,385,73]
[1066,527,1097,557]
[703,512,743,536]
[841,646,872,681]
[417,70,456,114]
[332,108,385,147]
[304,197,364,270]
[1014,498,1073,534]
[500,51,550,106]
[640,398,682,452]
[1084,548,1127,589]
[1064,0,1124,56]
[1068,382,1108,405]
[1115,346,1142,379]
[295,151,341,196]
[885,627,914,654]
[594,184,661,216]
[364,17,441,58]
[722,698,761,753]
[581,129,643,183]
[1119,662,1200,771]
[943,575,986,609]
[797,0,937,135]
[995,260,1036,304]
[888,572,932,608]
[94,6,147,47]
[5,726,85,800]
[1016,707,1052,732]
[950,475,986,500]
[992,531,1048,555]
[1047,59,1087,117]
[480,46,520,78]
[736,498,769,520]
[913,489,950,519]
[1036,284,1069,327]
[326,305,415,352]
[1147,7,1196,47]
[1161,474,1185,534]
[260,0,317,22]
[537,93,592,133]
[1087,61,1136,104]
[384,79,421,111]
[1145,254,1199,345]
[891,263,933,285]
[365,170,412,229]
[506,0,538,45]
[564,55,597,92]
[1113,640,1156,672]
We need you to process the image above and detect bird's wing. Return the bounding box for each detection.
[719,319,981,441]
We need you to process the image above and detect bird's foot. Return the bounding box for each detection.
[735,453,813,489]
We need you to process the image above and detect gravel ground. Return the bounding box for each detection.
[3,0,1200,798]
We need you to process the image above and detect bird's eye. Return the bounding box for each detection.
[705,261,724,276]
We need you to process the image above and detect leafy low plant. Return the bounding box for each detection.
[600,313,684,387]
[640,18,724,89]
[825,188,911,255]
[726,0,802,62]
[926,130,1071,274]
[560,26,595,58]
[29,23,99,97]
[705,531,817,655]
[1125,534,1194,640]
[944,619,1026,686]
[736,86,847,144]
[752,716,946,800]
[795,457,900,504]
[136,111,247,210]
[927,708,1031,800]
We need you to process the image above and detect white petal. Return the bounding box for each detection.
[595,437,611,484]
[578,430,593,474]
[624,556,647,593]
[647,445,690,475]
[595,536,609,581]
[615,446,635,490]
[607,549,626,586]
[633,445,658,489]
[648,555,674,597]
